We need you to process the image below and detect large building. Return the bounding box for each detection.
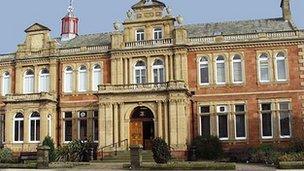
[0,0,303,158]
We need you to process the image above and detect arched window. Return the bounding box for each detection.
[134,61,147,84]
[92,64,102,91]
[47,114,51,136]
[14,113,24,142]
[259,53,270,82]
[136,29,145,41]
[232,55,243,83]
[199,57,209,85]
[64,66,73,93]
[152,59,165,83]
[29,112,40,142]
[24,69,35,94]
[2,72,10,96]
[39,68,50,92]
[276,52,287,81]
[216,56,226,84]
[78,65,88,92]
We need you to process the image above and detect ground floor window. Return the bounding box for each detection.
[279,102,291,138]
[30,112,40,142]
[261,103,273,139]
[14,113,24,142]
[217,105,228,140]
[1,115,4,143]
[199,106,210,136]
[235,104,246,139]
[93,111,99,142]
[64,112,73,142]
[78,111,88,141]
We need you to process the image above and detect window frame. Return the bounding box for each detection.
[13,113,24,143]
[275,52,288,82]
[152,59,165,83]
[234,104,247,140]
[2,71,10,96]
[78,111,88,141]
[135,29,145,41]
[260,103,274,139]
[48,114,52,137]
[29,112,40,143]
[153,28,163,40]
[64,66,73,93]
[39,68,50,93]
[232,54,244,84]
[258,53,270,83]
[215,56,226,85]
[23,69,35,94]
[78,65,88,92]
[199,57,210,85]
[216,105,229,141]
[63,112,73,143]
[92,64,102,91]
[134,60,147,84]
[198,105,211,137]
[93,111,99,143]
[278,102,292,139]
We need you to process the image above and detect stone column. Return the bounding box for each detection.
[34,65,39,93]
[105,103,114,146]
[49,60,57,93]
[181,53,188,83]
[117,58,124,84]
[177,100,187,148]
[169,100,177,146]
[113,103,119,144]
[98,103,106,148]
[129,58,133,84]
[72,111,78,140]
[157,101,163,138]
[147,56,152,83]
[174,54,181,80]
[163,101,169,143]
[73,67,77,93]
[88,64,93,92]
[119,103,125,146]
[87,111,94,142]
[15,65,23,94]
[169,55,174,81]
[111,59,117,85]
[124,59,129,84]
[23,111,30,144]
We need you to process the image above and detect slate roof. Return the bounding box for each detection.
[185,18,297,38]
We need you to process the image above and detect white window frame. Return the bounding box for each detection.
[232,55,243,84]
[39,68,50,93]
[2,72,10,96]
[260,103,274,139]
[134,61,147,84]
[23,69,35,94]
[215,56,226,85]
[92,64,102,91]
[258,54,270,83]
[29,112,40,143]
[13,113,24,143]
[216,105,229,141]
[275,52,288,82]
[48,114,52,137]
[63,112,73,143]
[198,106,211,136]
[153,28,163,40]
[64,66,73,93]
[152,59,165,83]
[278,102,292,139]
[136,29,145,41]
[78,65,88,92]
[234,104,247,140]
[199,57,210,85]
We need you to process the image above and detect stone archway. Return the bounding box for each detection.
[129,106,155,150]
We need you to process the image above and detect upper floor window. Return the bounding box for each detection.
[14,113,24,142]
[259,53,270,83]
[39,68,50,93]
[232,55,243,83]
[199,57,209,85]
[2,72,10,96]
[78,65,88,92]
[216,56,226,84]
[92,64,102,91]
[153,28,163,40]
[29,112,40,142]
[276,52,287,81]
[152,59,165,83]
[64,66,73,93]
[134,61,147,84]
[24,69,35,94]
[136,29,145,41]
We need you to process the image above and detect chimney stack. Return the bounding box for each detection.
[281,0,292,21]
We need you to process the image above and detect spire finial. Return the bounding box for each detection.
[67,0,74,14]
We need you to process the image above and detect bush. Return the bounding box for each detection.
[278,152,304,162]
[42,136,56,162]
[290,139,304,153]
[249,144,280,165]
[278,161,304,169]
[152,137,171,164]
[191,135,223,160]
[0,148,13,163]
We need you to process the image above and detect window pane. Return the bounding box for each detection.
[262,113,272,137]
[262,103,271,111]
[141,69,146,83]
[218,115,228,139]
[93,70,101,91]
[201,106,210,113]
[30,120,35,141]
[280,111,290,137]
[236,114,246,138]
[20,121,24,141]
[201,116,210,136]
[79,120,87,140]
[153,69,158,83]
[14,121,18,141]
[217,63,225,83]
[233,61,242,82]
[65,120,72,141]
[235,105,245,112]
[36,120,40,141]
[200,64,209,84]
[260,61,269,81]
[65,72,72,92]
[277,59,287,80]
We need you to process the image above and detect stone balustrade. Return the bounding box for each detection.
[3,92,57,103]
[59,45,109,55]
[98,81,188,94]
[125,38,173,48]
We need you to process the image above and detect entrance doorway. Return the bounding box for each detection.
[130,106,155,150]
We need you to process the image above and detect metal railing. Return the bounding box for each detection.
[99,139,129,160]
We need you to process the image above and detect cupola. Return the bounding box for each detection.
[61,0,79,41]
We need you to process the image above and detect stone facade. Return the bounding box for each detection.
[0,0,303,158]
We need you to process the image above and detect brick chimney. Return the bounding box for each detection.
[281,0,292,21]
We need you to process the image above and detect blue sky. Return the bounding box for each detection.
[0,0,303,54]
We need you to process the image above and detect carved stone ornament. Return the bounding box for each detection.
[176,15,184,25]
[113,21,121,31]
[127,10,133,19]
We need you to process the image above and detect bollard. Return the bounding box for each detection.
[130,145,143,170]
[36,145,50,169]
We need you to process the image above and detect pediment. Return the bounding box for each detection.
[25,23,51,33]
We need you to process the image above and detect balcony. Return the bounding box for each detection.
[98,81,188,94]
[3,92,57,103]
[125,38,173,48]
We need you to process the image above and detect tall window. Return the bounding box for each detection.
[1,115,5,143]
[200,106,210,136]
[217,105,228,140]
[279,102,291,138]
[232,55,243,83]
[64,66,73,93]
[47,114,52,137]
[92,64,102,91]
[276,52,287,81]
[199,57,209,85]
[29,112,40,142]
[78,65,88,92]
[152,59,165,83]
[134,61,147,84]
[259,53,270,82]
[136,29,145,41]
[78,111,87,141]
[235,104,246,139]
[216,56,226,84]
[14,113,24,142]
[24,69,35,94]
[64,112,72,142]
[39,68,50,92]
[261,103,273,139]
[93,111,99,142]
[153,28,163,40]
[2,72,10,96]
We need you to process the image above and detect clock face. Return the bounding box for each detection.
[80,112,87,118]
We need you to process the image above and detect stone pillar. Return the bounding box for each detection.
[72,111,78,140]
[111,59,117,85]
[105,103,114,146]
[99,103,106,148]
[36,146,50,169]
[34,65,39,93]
[114,103,119,144]
[164,101,169,143]
[87,111,94,142]
[174,54,180,80]
[181,53,188,83]
[49,60,57,93]
[157,101,163,138]
[119,103,125,146]
[117,58,124,84]
[165,55,169,82]
[73,67,77,93]
[169,55,174,81]
[129,58,133,84]
[124,59,129,84]
[169,100,177,146]
[130,145,143,170]
[23,112,30,144]
[147,56,152,83]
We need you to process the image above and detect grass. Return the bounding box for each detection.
[278,161,304,169]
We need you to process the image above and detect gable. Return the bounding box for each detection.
[25,23,51,33]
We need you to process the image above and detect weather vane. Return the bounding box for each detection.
[67,0,74,13]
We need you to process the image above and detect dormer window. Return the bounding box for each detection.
[154,28,163,40]
[136,29,145,41]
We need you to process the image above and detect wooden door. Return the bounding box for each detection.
[130,121,143,146]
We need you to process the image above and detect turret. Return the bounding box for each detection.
[61,0,79,41]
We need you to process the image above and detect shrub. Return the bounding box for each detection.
[290,139,304,153]
[152,137,171,164]
[278,152,304,162]
[278,161,304,169]
[191,135,223,160]
[0,148,13,163]
[249,144,280,165]
[42,136,56,162]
